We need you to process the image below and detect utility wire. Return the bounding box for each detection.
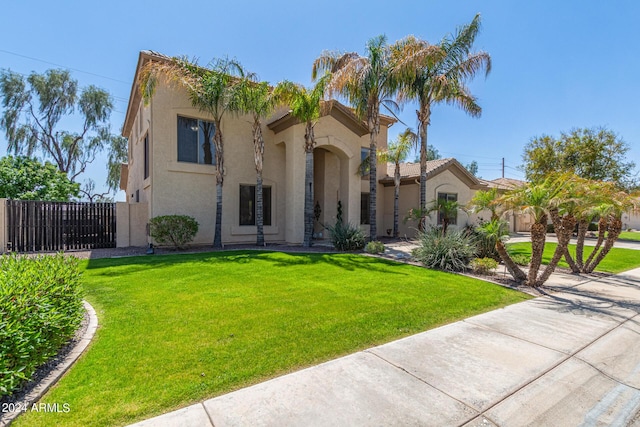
[0,48,130,85]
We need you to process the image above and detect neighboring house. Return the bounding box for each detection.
[117,51,395,247]
[379,159,489,237]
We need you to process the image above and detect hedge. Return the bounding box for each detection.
[0,253,84,397]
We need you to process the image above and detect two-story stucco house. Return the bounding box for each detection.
[117,51,498,247]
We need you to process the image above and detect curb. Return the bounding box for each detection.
[0,301,99,427]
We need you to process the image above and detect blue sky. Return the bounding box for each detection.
[1,1,638,200]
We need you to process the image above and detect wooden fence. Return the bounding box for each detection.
[5,200,116,252]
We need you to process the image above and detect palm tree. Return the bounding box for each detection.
[234,75,277,246]
[378,128,416,237]
[424,198,460,235]
[467,187,501,221]
[139,56,244,248]
[273,74,331,247]
[312,35,398,241]
[391,14,491,211]
[502,177,562,286]
[584,188,638,273]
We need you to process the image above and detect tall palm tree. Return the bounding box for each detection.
[234,75,277,246]
[273,74,331,247]
[391,14,491,211]
[140,56,244,248]
[378,128,416,237]
[312,35,398,241]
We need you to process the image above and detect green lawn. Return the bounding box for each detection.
[618,231,640,242]
[16,251,529,427]
[507,242,640,273]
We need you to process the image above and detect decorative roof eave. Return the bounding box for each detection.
[122,51,169,138]
[267,100,396,136]
[379,158,487,190]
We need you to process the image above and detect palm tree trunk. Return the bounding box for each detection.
[584,217,607,269]
[394,163,400,238]
[538,214,576,286]
[253,121,265,246]
[527,217,547,286]
[213,124,224,248]
[303,123,315,247]
[575,219,589,269]
[585,216,622,273]
[368,114,379,242]
[418,105,430,211]
[496,240,527,283]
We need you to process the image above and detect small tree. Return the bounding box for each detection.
[0,155,79,201]
[378,128,416,237]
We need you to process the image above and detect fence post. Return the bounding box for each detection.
[0,198,6,253]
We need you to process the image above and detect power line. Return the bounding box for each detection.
[0,48,130,85]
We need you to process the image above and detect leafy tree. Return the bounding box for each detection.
[273,74,331,247]
[522,127,636,188]
[391,14,491,210]
[0,155,79,201]
[106,135,128,192]
[466,160,479,177]
[0,69,119,183]
[234,74,277,246]
[378,128,416,237]
[313,35,398,241]
[140,56,244,248]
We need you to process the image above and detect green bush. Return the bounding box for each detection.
[327,221,366,251]
[149,215,199,249]
[470,257,499,275]
[412,227,477,272]
[466,224,500,260]
[0,254,84,397]
[365,240,385,254]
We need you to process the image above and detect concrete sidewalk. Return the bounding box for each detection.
[130,269,640,427]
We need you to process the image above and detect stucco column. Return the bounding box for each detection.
[116,202,130,247]
[284,130,306,244]
[345,155,360,227]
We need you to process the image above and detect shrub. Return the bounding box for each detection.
[470,257,499,275]
[149,215,199,249]
[365,240,385,254]
[412,227,477,272]
[465,224,500,260]
[327,221,365,251]
[0,254,84,397]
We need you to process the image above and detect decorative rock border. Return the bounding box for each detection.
[0,301,98,427]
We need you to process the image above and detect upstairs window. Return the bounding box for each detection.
[143,134,149,179]
[177,116,216,165]
[239,185,272,226]
[360,147,370,177]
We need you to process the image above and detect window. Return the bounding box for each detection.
[360,147,370,177]
[437,192,458,226]
[143,134,149,179]
[177,116,216,164]
[360,193,370,225]
[239,185,272,226]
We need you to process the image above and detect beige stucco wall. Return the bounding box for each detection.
[122,79,392,245]
[116,202,148,247]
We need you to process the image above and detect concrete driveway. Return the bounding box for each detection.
[130,266,640,427]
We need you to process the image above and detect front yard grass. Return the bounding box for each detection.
[507,242,640,273]
[16,251,529,427]
[618,231,640,242]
